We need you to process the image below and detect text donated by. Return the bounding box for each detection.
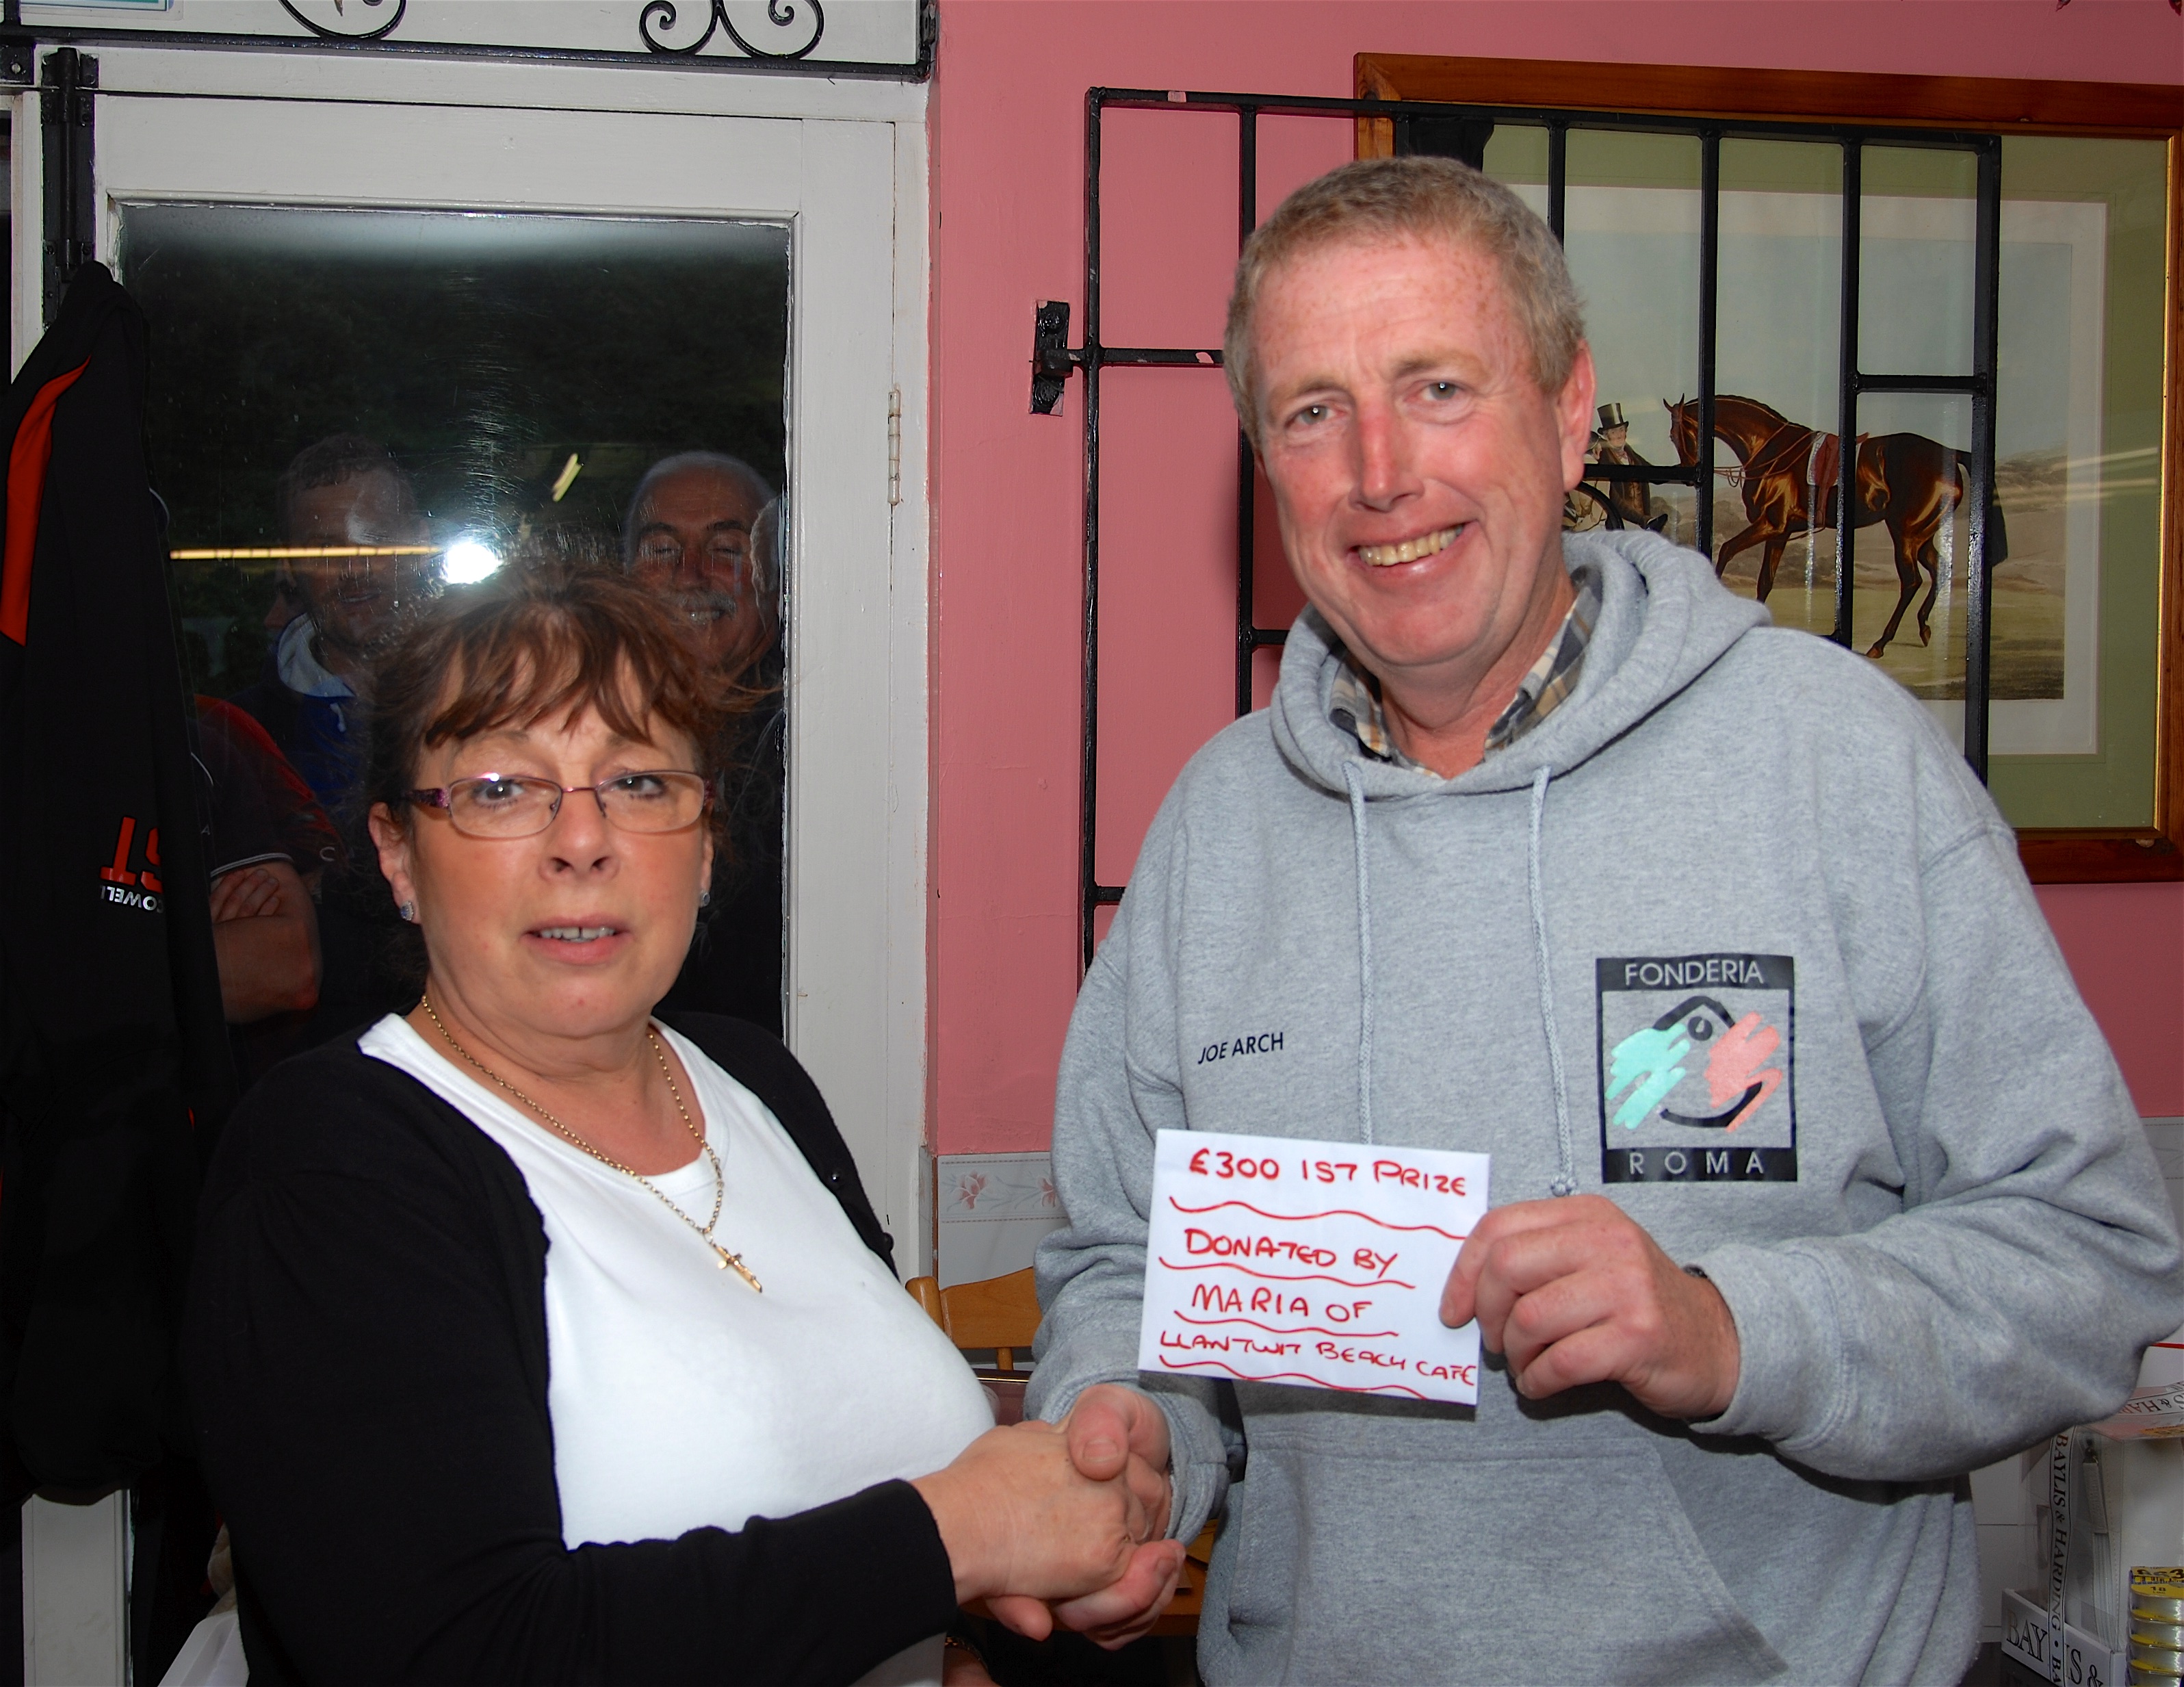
[1136,1129,1491,1404]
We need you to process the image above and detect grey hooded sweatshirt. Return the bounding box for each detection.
[1028,530,2184,1686]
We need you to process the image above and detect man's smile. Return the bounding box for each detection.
[666,590,741,627]
[1356,524,1464,568]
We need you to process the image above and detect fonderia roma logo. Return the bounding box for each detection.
[1595,954,1796,1183]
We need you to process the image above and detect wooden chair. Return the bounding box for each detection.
[906,1266,1038,1374]
[907,1267,1217,1636]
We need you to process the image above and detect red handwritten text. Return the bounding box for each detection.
[1191,1283,1311,1315]
[1373,1161,1468,1196]
[1161,1330,1301,1357]
[1184,1228,1337,1269]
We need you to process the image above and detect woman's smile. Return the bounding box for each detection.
[523,918,635,965]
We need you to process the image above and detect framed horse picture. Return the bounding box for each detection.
[1356,55,2183,883]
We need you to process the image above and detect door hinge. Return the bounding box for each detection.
[0,0,29,86]
[887,386,902,506]
[40,46,96,325]
[1031,299,1082,415]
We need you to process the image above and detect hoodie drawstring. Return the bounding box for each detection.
[1345,758,1575,1193]
[1341,763,1375,1146]
[1529,766,1578,1197]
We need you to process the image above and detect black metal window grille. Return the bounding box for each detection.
[1061,88,2003,968]
[0,0,937,79]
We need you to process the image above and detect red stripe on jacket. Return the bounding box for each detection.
[0,359,93,644]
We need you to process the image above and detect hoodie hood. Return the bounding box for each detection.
[1264,528,1771,1183]
[275,613,356,702]
[1271,528,1769,799]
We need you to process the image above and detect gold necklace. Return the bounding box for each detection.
[419,992,762,1292]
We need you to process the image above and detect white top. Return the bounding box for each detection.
[359,1014,993,1687]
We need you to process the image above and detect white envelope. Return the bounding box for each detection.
[1136,1129,1490,1404]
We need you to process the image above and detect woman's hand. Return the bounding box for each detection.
[985,1387,1184,1647]
[910,1420,1152,1612]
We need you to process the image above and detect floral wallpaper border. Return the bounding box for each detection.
[938,1151,1060,1222]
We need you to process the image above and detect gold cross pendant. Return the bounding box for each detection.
[712,1244,763,1293]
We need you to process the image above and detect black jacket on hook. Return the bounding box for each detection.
[0,261,233,1499]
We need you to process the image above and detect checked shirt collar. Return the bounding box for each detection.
[1327,563,1601,771]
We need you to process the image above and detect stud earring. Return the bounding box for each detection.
[698,889,712,909]
[399,901,417,923]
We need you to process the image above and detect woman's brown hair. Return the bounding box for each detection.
[364,561,736,817]
[356,562,744,983]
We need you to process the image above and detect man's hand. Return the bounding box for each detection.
[1060,1384,1173,1538]
[209,864,284,923]
[209,860,321,1024]
[989,1384,1182,1647]
[987,1537,1188,1647]
[1440,1195,1739,1419]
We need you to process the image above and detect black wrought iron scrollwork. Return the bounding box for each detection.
[278,0,408,42]
[640,0,826,60]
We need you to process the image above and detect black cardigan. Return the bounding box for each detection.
[183,1013,958,1686]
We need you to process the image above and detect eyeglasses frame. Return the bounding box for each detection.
[403,769,714,838]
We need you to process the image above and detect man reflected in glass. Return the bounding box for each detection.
[230,434,432,808]
[625,452,777,684]
[623,452,785,1036]
[231,434,434,1052]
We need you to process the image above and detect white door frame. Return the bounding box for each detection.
[10,48,934,1267]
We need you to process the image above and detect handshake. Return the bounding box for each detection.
[911,1382,1183,1651]
[902,1197,1750,1664]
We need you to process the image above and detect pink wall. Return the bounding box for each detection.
[926,0,2184,1152]
[2038,884,2184,1118]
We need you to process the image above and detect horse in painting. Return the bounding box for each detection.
[1665,395,1969,660]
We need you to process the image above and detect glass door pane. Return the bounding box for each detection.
[1851,391,1974,749]
[120,203,793,1041]
[1859,146,1977,378]
[1479,122,1548,222]
[1562,129,1703,548]
[1711,138,1844,626]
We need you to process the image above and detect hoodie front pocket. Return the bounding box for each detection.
[1216,1440,1791,1686]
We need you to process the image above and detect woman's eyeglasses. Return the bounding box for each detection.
[404,771,711,839]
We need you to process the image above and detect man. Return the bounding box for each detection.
[624,450,779,687]
[623,452,786,1034]
[229,435,429,1051]
[196,700,325,1019]
[1595,399,1671,534]
[1024,158,2182,1683]
[230,434,431,807]
[194,697,334,1082]
[1565,401,1668,536]
[1559,423,1607,534]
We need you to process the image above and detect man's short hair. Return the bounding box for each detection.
[620,451,777,568]
[274,434,419,542]
[1223,156,1586,448]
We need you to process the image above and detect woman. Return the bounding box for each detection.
[184,567,1176,1686]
